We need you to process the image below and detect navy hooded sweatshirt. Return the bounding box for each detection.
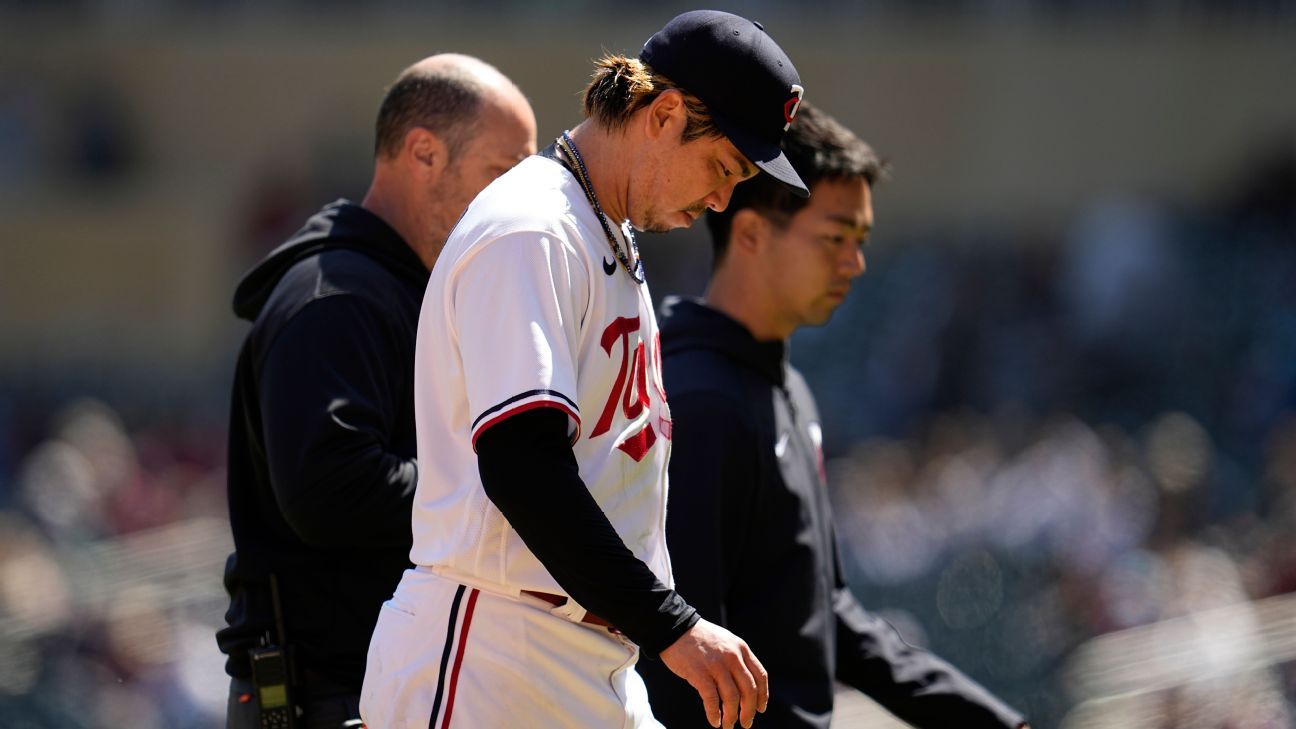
[216,200,425,698]
[639,298,1026,729]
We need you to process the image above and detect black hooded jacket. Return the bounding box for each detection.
[216,200,426,699]
[639,298,1025,729]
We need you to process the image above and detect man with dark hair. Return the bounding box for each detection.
[640,101,1030,728]
[217,54,535,729]
[361,11,807,729]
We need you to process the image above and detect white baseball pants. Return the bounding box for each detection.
[360,568,664,728]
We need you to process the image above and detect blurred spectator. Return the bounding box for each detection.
[17,400,136,543]
[60,81,139,184]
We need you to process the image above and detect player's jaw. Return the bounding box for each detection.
[813,284,852,321]
[673,200,712,229]
[633,135,749,233]
[637,200,709,234]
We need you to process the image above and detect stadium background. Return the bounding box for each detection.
[1,2,1294,727]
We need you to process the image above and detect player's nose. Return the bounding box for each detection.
[706,179,740,213]
[842,246,866,277]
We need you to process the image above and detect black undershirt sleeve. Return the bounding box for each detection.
[475,407,699,655]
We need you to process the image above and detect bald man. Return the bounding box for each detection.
[217,54,536,729]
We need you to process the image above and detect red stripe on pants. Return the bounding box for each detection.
[440,588,480,729]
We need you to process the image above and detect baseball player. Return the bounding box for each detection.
[360,11,808,729]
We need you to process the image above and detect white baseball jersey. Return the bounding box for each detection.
[409,153,675,600]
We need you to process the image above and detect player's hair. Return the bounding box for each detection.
[707,101,890,266]
[581,54,721,143]
[374,64,487,161]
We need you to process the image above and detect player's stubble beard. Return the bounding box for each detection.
[639,200,709,234]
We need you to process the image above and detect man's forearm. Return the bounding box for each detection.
[476,408,699,653]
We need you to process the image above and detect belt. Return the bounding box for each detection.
[521,590,617,630]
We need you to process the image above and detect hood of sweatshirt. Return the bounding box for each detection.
[232,199,427,321]
[659,296,787,386]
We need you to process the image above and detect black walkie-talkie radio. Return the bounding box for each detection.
[250,574,297,729]
[250,645,293,729]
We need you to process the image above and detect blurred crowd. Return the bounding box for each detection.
[0,398,231,728]
[0,119,1293,729]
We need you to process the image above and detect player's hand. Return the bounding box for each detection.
[658,618,768,729]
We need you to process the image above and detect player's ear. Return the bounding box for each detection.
[644,89,685,141]
[729,209,773,256]
[404,127,450,181]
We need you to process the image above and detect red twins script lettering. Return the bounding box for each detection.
[590,317,669,461]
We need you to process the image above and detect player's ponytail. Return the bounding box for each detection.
[584,55,653,123]
[581,54,720,142]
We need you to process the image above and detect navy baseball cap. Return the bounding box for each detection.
[641,10,809,198]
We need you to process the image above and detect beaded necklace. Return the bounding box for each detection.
[555,131,645,284]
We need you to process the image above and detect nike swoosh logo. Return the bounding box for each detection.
[603,257,617,276]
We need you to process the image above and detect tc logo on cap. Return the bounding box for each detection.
[783,84,804,131]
